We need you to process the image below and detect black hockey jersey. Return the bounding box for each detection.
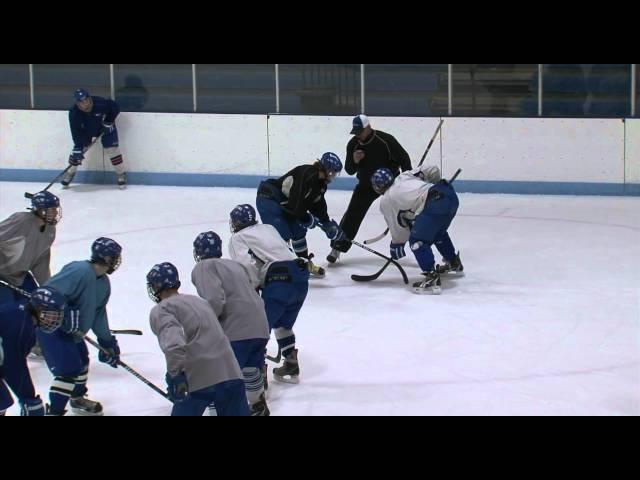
[268,164,330,223]
[345,129,412,184]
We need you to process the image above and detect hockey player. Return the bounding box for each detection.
[63,88,127,189]
[0,191,62,356]
[38,237,124,416]
[256,152,346,278]
[147,262,249,417]
[372,165,463,295]
[0,191,61,291]
[228,204,310,384]
[327,115,412,264]
[191,231,271,416]
[0,286,68,416]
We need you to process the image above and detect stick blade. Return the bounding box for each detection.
[351,273,380,282]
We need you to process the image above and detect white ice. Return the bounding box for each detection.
[1,181,639,416]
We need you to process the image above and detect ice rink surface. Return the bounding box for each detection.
[2,181,638,416]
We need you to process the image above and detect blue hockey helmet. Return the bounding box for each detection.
[229,204,258,233]
[74,88,90,102]
[318,152,343,182]
[31,191,59,209]
[31,191,62,225]
[30,287,66,333]
[91,237,123,274]
[371,168,395,195]
[146,262,181,303]
[193,231,223,262]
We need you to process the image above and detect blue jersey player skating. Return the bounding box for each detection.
[0,286,66,416]
[63,88,127,189]
[39,237,124,416]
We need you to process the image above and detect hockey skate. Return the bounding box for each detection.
[412,270,442,295]
[326,248,341,264]
[436,252,464,276]
[262,363,269,391]
[69,396,104,416]
[250,393,270,416]
[61,166,78,188]
[307,254,325,278]
[273,349,300,384]
[117,173,127,190]
[45,404,66,416]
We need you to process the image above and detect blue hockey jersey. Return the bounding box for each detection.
[44,261,112,342]
[69,96,120,150]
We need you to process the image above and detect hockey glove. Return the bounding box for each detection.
[69,148,84,166]
[166,372,189,403]
[321,220,346,242]
[390,242,406,260]
[98,336,120,368]
[61,308,81,335]
[20,396,45,416]
[301,213,319,230]
[102,122,115,134]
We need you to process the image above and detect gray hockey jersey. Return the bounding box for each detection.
[191,258,269,342]
[229,223,298,289]
[0,212,56,286]
[149,293,242,393]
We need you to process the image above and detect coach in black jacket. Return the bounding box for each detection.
[327,115,412,263]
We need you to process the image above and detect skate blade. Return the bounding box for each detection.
[442,271,464,277]
[71,408,104,417]
[412,285,442,295]
[273,374,300,385]
[251,409,270,417]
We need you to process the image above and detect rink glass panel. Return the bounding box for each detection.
[0,64,30,109]
[364,64,448,116]
[113,64,193,113]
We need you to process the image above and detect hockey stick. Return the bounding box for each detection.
[0,280,143,338]
[364,119,445,245]
[351,260,393,283]
[349,240,409,285]
[24,165,75,199]
[83,336,170,401]
[448,168,462,184]
[110,329,143,336]
[352,168,462,283]
[266,349,281,364]
[363,228,389,245]
[0,280,169,400]
[418,118,444,167]
[0,279,168,399]
[0,279,32,297]
[24,138,99,199]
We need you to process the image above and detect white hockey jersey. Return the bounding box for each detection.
[228,223,298,289]
[379,168,434,244]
